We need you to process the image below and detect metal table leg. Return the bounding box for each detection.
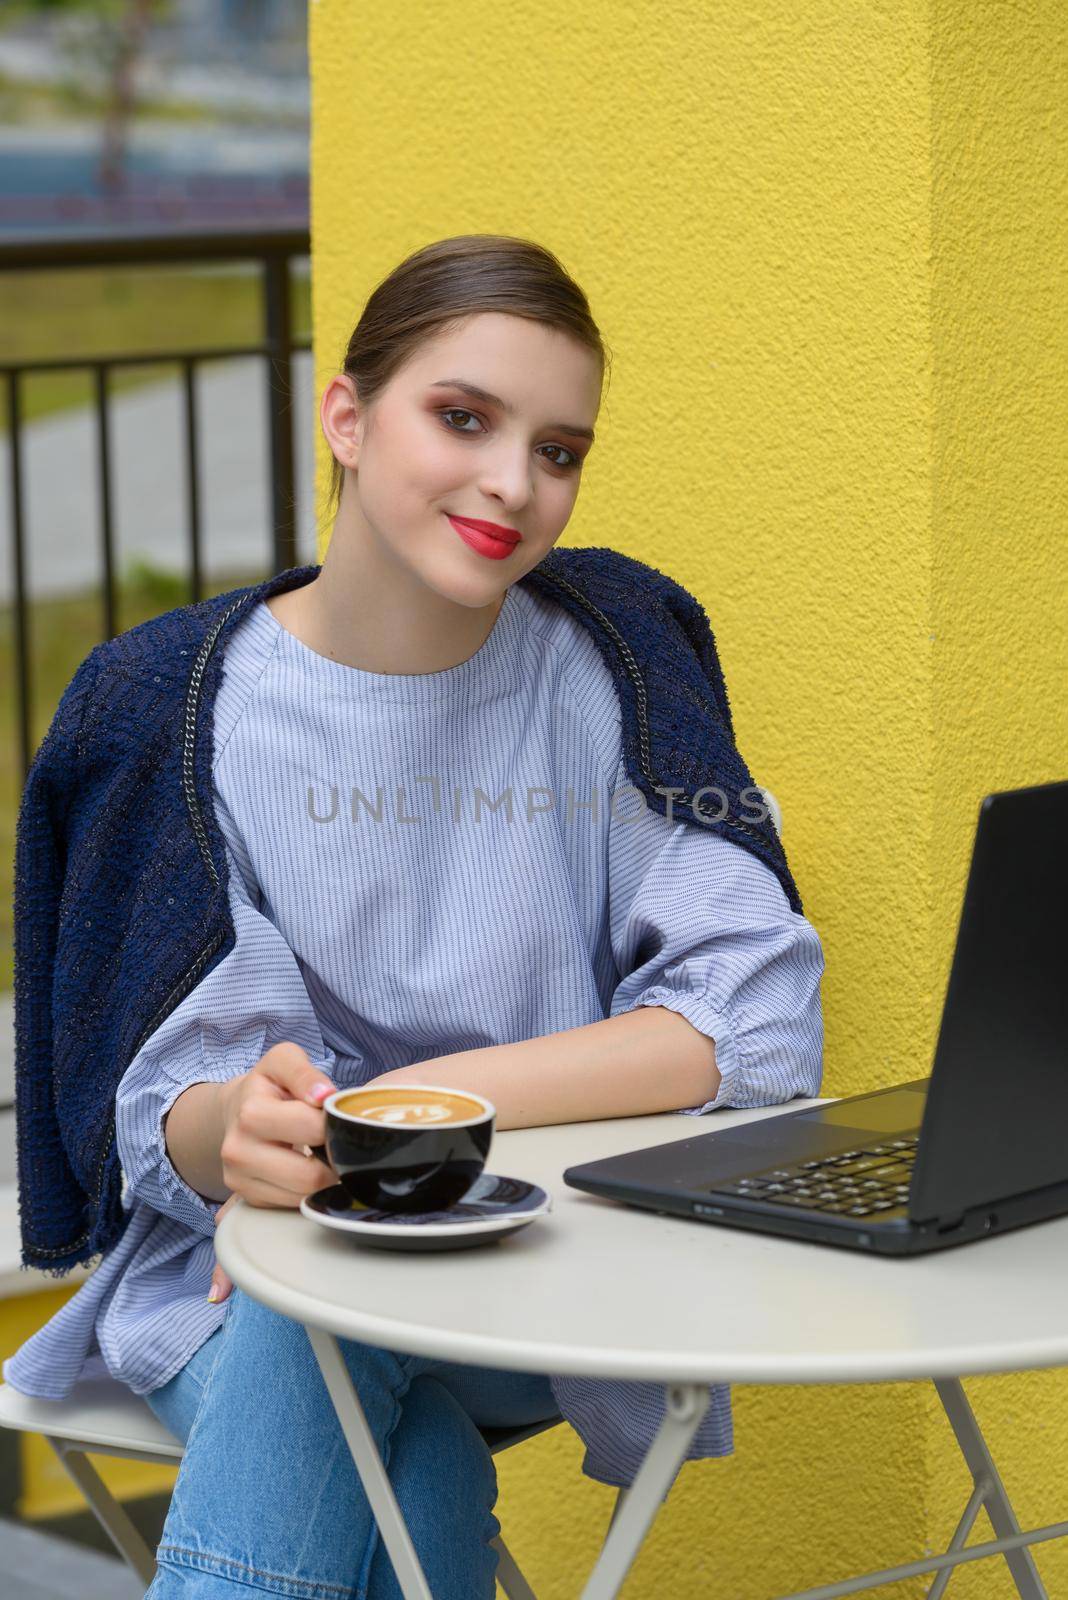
[768,1376,1064,1600]
[306,1325,434,1600]
[579,1382,712,1600]
[934,1377,1049,1600]
[307,1321,706,1600]
[306,1326,1064,1600]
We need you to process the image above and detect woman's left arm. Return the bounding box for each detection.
[374,1003,722,1130]
[377,768,824,1130]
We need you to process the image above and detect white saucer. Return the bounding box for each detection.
[300,1172,552,1251]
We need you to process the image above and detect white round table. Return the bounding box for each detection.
[216,1100,1068,1600]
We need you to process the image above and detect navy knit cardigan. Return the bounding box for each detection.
[13,545,803,1273]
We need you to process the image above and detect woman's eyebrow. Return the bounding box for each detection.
[427,378,595,443]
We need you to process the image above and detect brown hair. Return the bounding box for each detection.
[326,234,611,514]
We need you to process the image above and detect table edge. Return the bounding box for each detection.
[215,1212,1068,1386]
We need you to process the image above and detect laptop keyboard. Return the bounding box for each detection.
[709,1135,918,1218]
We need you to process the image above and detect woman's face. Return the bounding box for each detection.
[326,311,602,603]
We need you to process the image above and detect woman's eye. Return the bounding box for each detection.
[440,408,482,433]
[540,444,580,470]
[438,409,580,471]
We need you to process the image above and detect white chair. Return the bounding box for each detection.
[0,1375,573,1595]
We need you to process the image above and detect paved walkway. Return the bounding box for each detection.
[1,351,320,603]
[1,1517,141,1599]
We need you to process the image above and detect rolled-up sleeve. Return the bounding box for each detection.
[114,842,338,1235]
[606,754,824,1114]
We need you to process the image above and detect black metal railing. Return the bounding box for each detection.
[1,222,312,784]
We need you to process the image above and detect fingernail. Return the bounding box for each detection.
[308,1084,332,1105]
[207,1285,220,1303]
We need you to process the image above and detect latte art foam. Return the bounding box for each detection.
[333,1087,487,1127]
[362,1103,458,1125]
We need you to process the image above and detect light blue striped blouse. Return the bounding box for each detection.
[4,577,825,1487]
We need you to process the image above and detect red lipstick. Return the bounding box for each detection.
[449,515,521,543]
[446,514,522,561]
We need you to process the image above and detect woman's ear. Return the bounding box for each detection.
[320,374,362,474]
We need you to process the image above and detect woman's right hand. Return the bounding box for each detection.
[207,1043,336,1305]
[218,1041,335,1209]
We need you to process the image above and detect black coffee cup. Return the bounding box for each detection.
[321,1084,495,1213]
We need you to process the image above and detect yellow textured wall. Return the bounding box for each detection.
[308,2,1066,1593]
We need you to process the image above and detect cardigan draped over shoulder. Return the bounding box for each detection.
[13,545,803,1274]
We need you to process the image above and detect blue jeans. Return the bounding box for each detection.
[143,1287,559,1598]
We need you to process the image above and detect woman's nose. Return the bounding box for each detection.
[476,447,534,511]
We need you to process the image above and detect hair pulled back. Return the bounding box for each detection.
[327,234,610,512]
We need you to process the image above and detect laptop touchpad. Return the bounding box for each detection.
[700,1086,928,1171]
[570,1087,929,1188]
[812,1086,927,1132]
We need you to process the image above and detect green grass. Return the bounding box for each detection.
[0,560,264,994]
[0,264,311,430]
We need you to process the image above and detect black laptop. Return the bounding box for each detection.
[564,780,1068,1255]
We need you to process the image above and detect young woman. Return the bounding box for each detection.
[7,235,824,1597]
